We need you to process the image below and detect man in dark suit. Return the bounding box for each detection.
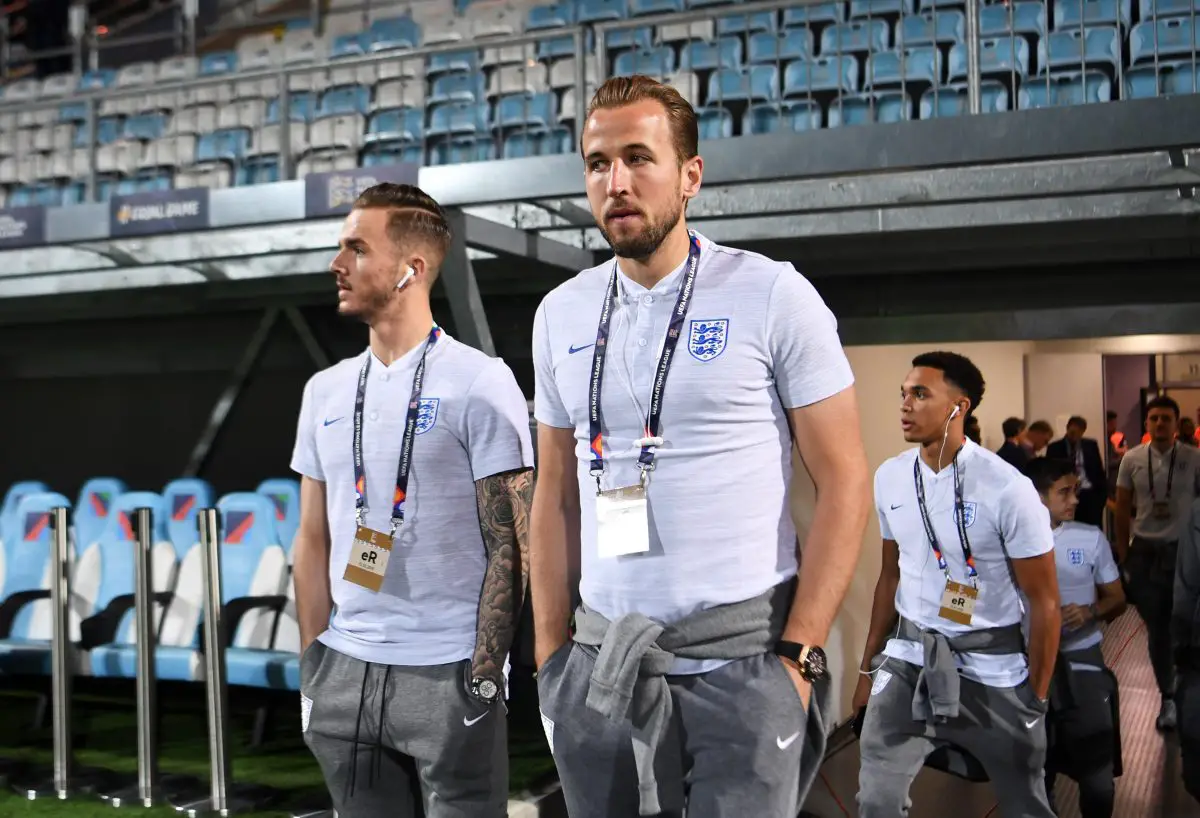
[1048,416,1108,527]
[997,416,1030,470]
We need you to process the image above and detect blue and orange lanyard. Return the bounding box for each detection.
[352,324,441,535]
[587,234,701,491]
[913,449,978,585]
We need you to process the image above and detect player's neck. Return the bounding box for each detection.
[617,223,692,291]
[919,437,964,474]
[369,300,435,366]
[1150,438,1176,454]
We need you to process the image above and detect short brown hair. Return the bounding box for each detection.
[353,183,452,273]
[582,75,698,166]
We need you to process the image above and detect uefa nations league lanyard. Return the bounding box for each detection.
[587,233,701,492]
[352,324,441,536]
[1148,442,1178,501]
[913,451,978,586]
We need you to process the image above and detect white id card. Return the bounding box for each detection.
[596,484,651,558]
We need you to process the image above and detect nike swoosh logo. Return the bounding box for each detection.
[568,343,595,355]
[776,731,801,750]
[323,417,344,427]
[890,504,902,510]
[464,712,489,727]
[1024,717,1040,728]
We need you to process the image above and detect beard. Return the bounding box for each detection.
[598,198,684,261]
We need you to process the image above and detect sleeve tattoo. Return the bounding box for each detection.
[472,467,534,683]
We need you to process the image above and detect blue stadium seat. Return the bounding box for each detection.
[1123,65,1161,96]
[820,19,891,53]
[430,73,488,105]
[898,11,966,46]
[917,0,961,10]
[1039,26,1122,72]
[979,1,1047,38]
[613,45,677,77]
[1055,0,1132,29]
[266,93,316,123]
[609,26,654,49]
[74,117,123,149]
[163,478,213,562]
[199,51,237,76]
[74,477,127,551]
[2,481,51,542]
[330,33,367,59]
[537,31,593,60]
[428,49,480,75]
[527,1,575,29]
[697,106,735,139]
[867,46,942,86]
[495,92,557,129]
[783,55,860,95]
[0,492,72,676]
[78,69,117,92]
[366,107,425,143]
[919,80,1011,117]
[1018,69,1112,107]
[717,11,779,36]
[1130,16,1198,62]
[631,0,684,14]
[849,0,915,16]
[707,65,782,102]
[430,137,499,165]
[681,37,745,71]
[123,113,168,141]
[686,0,736,8]
[236,157,281,186]
[363,143,425,166]
[1140,0,1200,20]
[503,127,573,158]
[744,100,823,133]
[1165,61,1200,93]
[949,36,1031,81]
[318,85,371,117]
[577,0,628,23]
[828,91,911,125]
[368,16,421,51]
[749,29,814,63]
[782,3,845,26]
[196,129,251,162]
[427,102,492,136]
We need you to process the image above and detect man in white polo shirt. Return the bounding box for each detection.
[853,351,1061,818]
[1115,395,1200,731]
[290,183,535,817]
[529,74,871,817]
[1023,456,1125,818]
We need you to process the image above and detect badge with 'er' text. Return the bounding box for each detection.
[938,580,978,626]
[1153,501,1172,520]
[596,484,651,558]
[344,526,393,592]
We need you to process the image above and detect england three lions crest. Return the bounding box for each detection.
[957,501,978,528]
[688,319,729,362]
[415,398,440,435]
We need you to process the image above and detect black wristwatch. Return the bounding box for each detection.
[774,641,829,683]
[471,676,501,704]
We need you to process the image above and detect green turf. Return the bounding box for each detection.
[0,685,556,817]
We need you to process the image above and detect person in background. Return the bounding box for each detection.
[1026,420,1055,458]
[1172,497,1200,803]
[998,417,1030,470]
[1047,417,1108,527]
[1023,457,1125,818]
[1180,417,1198,447]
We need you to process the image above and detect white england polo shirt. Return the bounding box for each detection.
[875,440,1054,687]
[291,332,534,667]
[532,231,855,674]
[1052,521,1119,653]
[1117,441,1200,543]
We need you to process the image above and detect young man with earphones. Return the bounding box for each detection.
[854,350,1062,818]
[290,183,535,818]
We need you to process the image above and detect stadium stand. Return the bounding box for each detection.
[0,0,1197,206]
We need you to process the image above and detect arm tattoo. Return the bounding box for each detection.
[472,467,534,683]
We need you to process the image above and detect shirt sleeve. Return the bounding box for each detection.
[1092,528,1120,585]
[532,297,573,429]
[1116,447,1135,491]
[290,374,325,482]
[464,359,535,482]
[874,467,895,541]
[996,476,1054,559]
[765,265,856,410]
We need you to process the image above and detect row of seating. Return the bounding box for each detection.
[0,479,302,692]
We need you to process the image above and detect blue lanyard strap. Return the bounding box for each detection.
[1147,443,1177,501]
[352,324,441,534]
[587,235,701,487]
[913,450,978,583]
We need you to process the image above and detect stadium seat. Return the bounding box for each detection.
[1039,26,1122,72]
[266,93,317,124]
[527,2,575,29]
[366,108,426,144]
[330,32,367,59]
[428,49,480,75]
[199,51,238,76]
[749,29,814,63]
[708,64,782,102]
[0,492,74,676]
[1018,69,1113,107]
[427,101,492,136]
[74,477,128,552]
[744,100,823,133]
[123,113,169,141]
[867,46,943,86]
[495,92,557,129]
[1130,16,1198,63]
[195,129,252,163]
[716,11,778,37]
[1139,0,1200,20]
[897,11,966,46]
[609,25,655,49]
[613,45,677,77]
[430,136,499,164]
[828,91,912,125]
[363,143,425,166]
[317,85,371,117]
[697,105,735,140]
[1055,0,1132,30]
[256,479,300,558]
[163,478,214,562]
[224,566,300,692]
[577,0,628,23]
[430,73,488,104]
[979,1,1047,38]
[1165,61,1200,93]
[1,482,50,540]
[537,31,591,60]
[783,56,860,95]
[782,3,845,27]
[79,69,118,92]
[368,15,422,51]
[820,20,891,54]
[631,0,684,14]
[849,0,915,16]
[919,80,1011,117]
[680,37,744,71]
[374,78,427,111]
[948,36,1031,81]
[489,63,551,97]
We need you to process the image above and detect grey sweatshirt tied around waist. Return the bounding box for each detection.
[897,617,1025,722]
[572,579,794,816]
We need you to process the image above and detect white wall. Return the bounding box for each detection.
[1024,353,1105,442]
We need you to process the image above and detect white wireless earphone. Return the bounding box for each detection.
[395,266,416,291]
[949,405,961,420]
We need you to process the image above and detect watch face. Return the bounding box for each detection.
[475,678,499,701]
[805,646,828,679]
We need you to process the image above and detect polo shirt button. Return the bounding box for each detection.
[369,412,378,421]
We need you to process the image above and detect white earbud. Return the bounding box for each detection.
[949,406,961,420]
[395,266,415,291]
